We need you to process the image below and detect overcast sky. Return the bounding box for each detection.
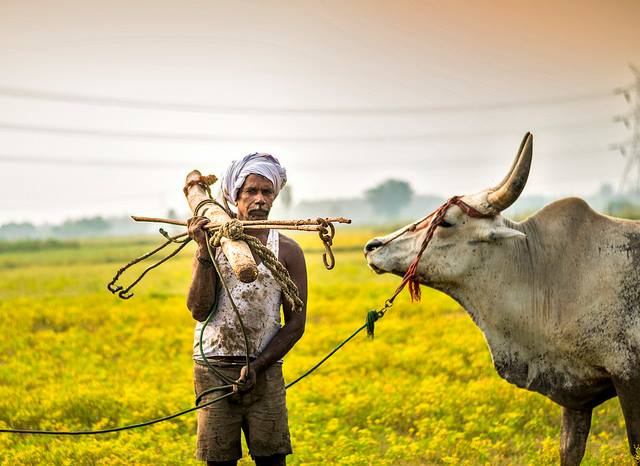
[1,0,639,224]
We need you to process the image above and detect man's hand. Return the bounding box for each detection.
[233,365,257,393]
[187,216,210,249]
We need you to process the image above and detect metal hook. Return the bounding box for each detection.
[106,233,191,300]
[160,228,191,243]
[107,282,122,294]
[321,239,335,270]
[316,218,335,270]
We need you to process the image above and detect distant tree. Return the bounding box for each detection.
[365,179,414,220]
[0,222,38,241]
[607,199,640,220]
[598,183,614,198]
[51,216,110,238]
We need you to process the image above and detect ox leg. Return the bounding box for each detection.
[560,407,592,466]
[612,375,640,461]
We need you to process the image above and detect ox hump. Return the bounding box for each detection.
[534,197,594,221]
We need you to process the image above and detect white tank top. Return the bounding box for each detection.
[193,229,283,361]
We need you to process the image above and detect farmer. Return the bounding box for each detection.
[186,153,307,466]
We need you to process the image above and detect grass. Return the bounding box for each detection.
[0,230,632,465]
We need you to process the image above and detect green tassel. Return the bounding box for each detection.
[366,310,380,339]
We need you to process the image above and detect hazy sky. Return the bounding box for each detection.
[1,0,639,224]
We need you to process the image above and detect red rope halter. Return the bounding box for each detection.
[389,196,493,302]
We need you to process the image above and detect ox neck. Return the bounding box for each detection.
[434,217,559,352]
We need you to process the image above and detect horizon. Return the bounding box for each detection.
[0,181,630,233]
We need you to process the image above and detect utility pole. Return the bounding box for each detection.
[613,64,640,198]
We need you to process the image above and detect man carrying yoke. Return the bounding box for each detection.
[187,154,307,466]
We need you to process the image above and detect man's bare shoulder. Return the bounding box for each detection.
[277,232,305,262]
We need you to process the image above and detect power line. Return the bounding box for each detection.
[0,154,189,169]
[0,119,614,144]
[0,146,613,170]
[0,86,614,115]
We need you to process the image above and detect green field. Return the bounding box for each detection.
[0,230,632,465]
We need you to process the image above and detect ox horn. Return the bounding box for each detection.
[487,132,533,212]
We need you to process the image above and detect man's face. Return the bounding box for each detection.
[236,174,276,220]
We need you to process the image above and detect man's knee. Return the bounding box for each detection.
[254,454,286,466]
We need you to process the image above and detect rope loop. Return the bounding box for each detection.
[183,174,218,198]
[210,219,244,247]
[193,199,216,217]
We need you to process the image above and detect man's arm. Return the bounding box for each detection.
[186,216,218,322]
[236,234,307,389]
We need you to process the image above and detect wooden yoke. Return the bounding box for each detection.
[184,170,259,283]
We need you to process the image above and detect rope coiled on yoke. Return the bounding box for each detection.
[210,219,304,313]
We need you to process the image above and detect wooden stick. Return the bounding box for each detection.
[240,217,352,226]
[184,170,259,283]
[132,216,187,226]
[132,215,351,228]
[223,225,322,232]
[131,216,324,232]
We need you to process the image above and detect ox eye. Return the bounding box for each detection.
[440,220,454,228]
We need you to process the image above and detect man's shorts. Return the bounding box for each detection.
[193,361,292,462]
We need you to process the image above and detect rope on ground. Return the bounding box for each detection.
[0,390,234,436]
[0,304,391,435]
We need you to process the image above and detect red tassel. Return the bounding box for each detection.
[409,278,421,301]
[401,258,422,301]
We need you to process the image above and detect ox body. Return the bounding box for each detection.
[365,133,640,465]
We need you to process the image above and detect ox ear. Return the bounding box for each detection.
[479,226,527,242]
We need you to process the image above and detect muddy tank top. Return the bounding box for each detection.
[193,229,283,361]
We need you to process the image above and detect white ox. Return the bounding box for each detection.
[364,133,640,465]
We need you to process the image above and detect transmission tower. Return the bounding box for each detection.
[613,64,640,198]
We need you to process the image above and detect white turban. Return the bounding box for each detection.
[221,153,287,206]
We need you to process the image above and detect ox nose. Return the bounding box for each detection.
[364,238,383,253]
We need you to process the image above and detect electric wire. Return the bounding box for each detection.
[0,119,616,144]
[0,86,614,115]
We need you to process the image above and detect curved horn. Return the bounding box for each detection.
[487,132,533,212]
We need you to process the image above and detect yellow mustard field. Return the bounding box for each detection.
[0,230,632,465]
